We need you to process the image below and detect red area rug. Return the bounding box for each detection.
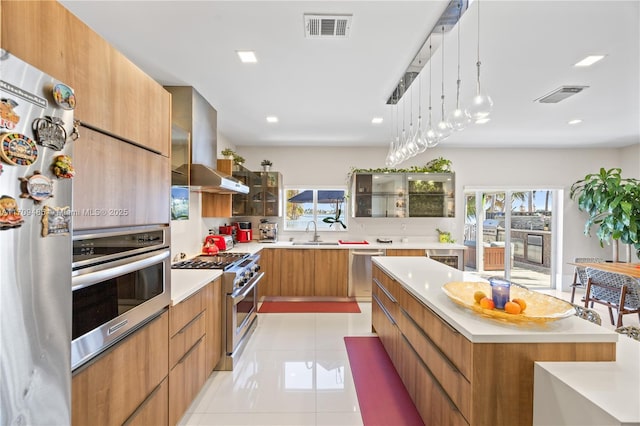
[257,301,361,313]
[344,336,424,426]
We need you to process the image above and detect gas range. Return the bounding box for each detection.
[171,252,250,270]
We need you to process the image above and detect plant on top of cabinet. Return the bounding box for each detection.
[349,157,453,176]
[221,148,235,159]
[261,159,272,171]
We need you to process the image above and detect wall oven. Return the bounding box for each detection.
[71,225,171,370]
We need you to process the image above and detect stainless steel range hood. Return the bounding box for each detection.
[166,85,249,194]
[175,163,249,194]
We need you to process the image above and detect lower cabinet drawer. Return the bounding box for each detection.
[169,312,206,367]
[169,291,205,336]
[399,334,469,426]
[124,377,169,426]
[169,336,207,426]
[397,310,471,421]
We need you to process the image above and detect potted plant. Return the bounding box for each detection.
[232,154,245,166]
[261,159,272,171]
[570,167,640,261]
[221,148,235,160]
[436,228,455,243]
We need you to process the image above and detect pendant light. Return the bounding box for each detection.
[405,80,419,157]
[448,1,471,131]
[424,38,439,147]
[413,56,427,153]
[465,0,493,121]
[435,26,453,141]
[385,105,396,166]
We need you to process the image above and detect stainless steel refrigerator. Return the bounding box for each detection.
[1,50,75,424]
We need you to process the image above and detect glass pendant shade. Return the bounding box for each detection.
[448,107,470,131]
[435,119,453,141]
[466,92,493,120]
[413,117,427,153]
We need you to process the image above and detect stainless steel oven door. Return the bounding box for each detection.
[226,272,263,355]
[71,248,170,370]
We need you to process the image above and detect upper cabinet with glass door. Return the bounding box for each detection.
[232,167,283,217]
[351,172,454,218]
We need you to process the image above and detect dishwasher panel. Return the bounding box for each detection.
[349,249,385,301]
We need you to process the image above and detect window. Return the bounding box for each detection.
[284,188,347,231]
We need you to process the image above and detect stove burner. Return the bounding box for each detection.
[171,252,250,270]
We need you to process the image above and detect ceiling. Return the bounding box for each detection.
[60,1,639,149]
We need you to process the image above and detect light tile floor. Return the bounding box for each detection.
[179,303,374,426]
[179,288,638,426]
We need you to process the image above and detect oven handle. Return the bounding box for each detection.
[72,250,170,291]
[231,272,264,305]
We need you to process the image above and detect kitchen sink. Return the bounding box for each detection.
[292,241,339,246]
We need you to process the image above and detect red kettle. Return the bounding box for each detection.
[202,235,220,255]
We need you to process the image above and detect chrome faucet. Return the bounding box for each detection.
[305,220,321,242]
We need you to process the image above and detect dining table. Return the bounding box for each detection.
[570,262,640,279]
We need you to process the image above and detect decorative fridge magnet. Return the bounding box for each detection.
[1,132,38,166]
[0,98,21,131]
[52,83,76,110]
[19,171,53,203]
[69,119,80,141]
[41,205,71,237]
[0,195,24,229]
[51,155,74,179]
[33,116,67,150]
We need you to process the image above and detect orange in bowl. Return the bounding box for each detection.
[474,291,487,304]
[504,301,522,315]
[512,298,527,312]
[479,297,495,310]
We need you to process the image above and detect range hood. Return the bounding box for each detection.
[166,85,249,194]
[175,163,249,194]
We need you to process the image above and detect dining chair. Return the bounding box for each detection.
[570,257,605,303]
[615,325,640,341]
[572,303,602,325]
[584,267,640,327]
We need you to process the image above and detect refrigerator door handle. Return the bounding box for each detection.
[72,250,169,291]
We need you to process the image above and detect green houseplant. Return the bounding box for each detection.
[569,167,640,260]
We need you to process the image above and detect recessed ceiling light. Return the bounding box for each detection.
[266,116,278,123]
[475,118,491,124]
[371,117,383,124]
[236,50,257,63]
[574,55,605,67]
[568,119,583,125]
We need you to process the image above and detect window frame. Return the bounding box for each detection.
[284,186,348,232]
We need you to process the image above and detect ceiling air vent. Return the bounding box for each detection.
[535,86,589,103]
[304,14,352,38]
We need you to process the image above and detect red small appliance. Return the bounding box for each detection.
[235,221,252,243]
[202,235,220,255]
[219,224,237,243]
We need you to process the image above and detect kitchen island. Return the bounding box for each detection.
[371,256,617,426]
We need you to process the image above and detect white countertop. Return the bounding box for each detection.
[534,337,640,425]
[171,269,223,305]
[245,240,466,250]
[372,256,618,344]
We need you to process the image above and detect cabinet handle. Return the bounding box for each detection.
[373,278,397,303]
[400,333,464,417]
[176,336,204,365]
[372,293,396,325]
[177,311,205,335]
[121,378,166,426]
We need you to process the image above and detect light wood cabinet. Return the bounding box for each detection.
[372,264,616,426]
[258,248,281,300]
[0,0,171,156]
[124,378,169,426]
[72,312,169,426]
[386,249,426,257]
[168,290,208,425]
[204,278,223,374]
[279,249,315,297]
[313,249,348,297]
[202,159,233,217]
[74,127,170,229]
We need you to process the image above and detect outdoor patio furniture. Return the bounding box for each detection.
[572,303,602,325]
[570,257,605,303]
[464,241,513,271]
[584,267,640,327]
[615,325,640,341]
